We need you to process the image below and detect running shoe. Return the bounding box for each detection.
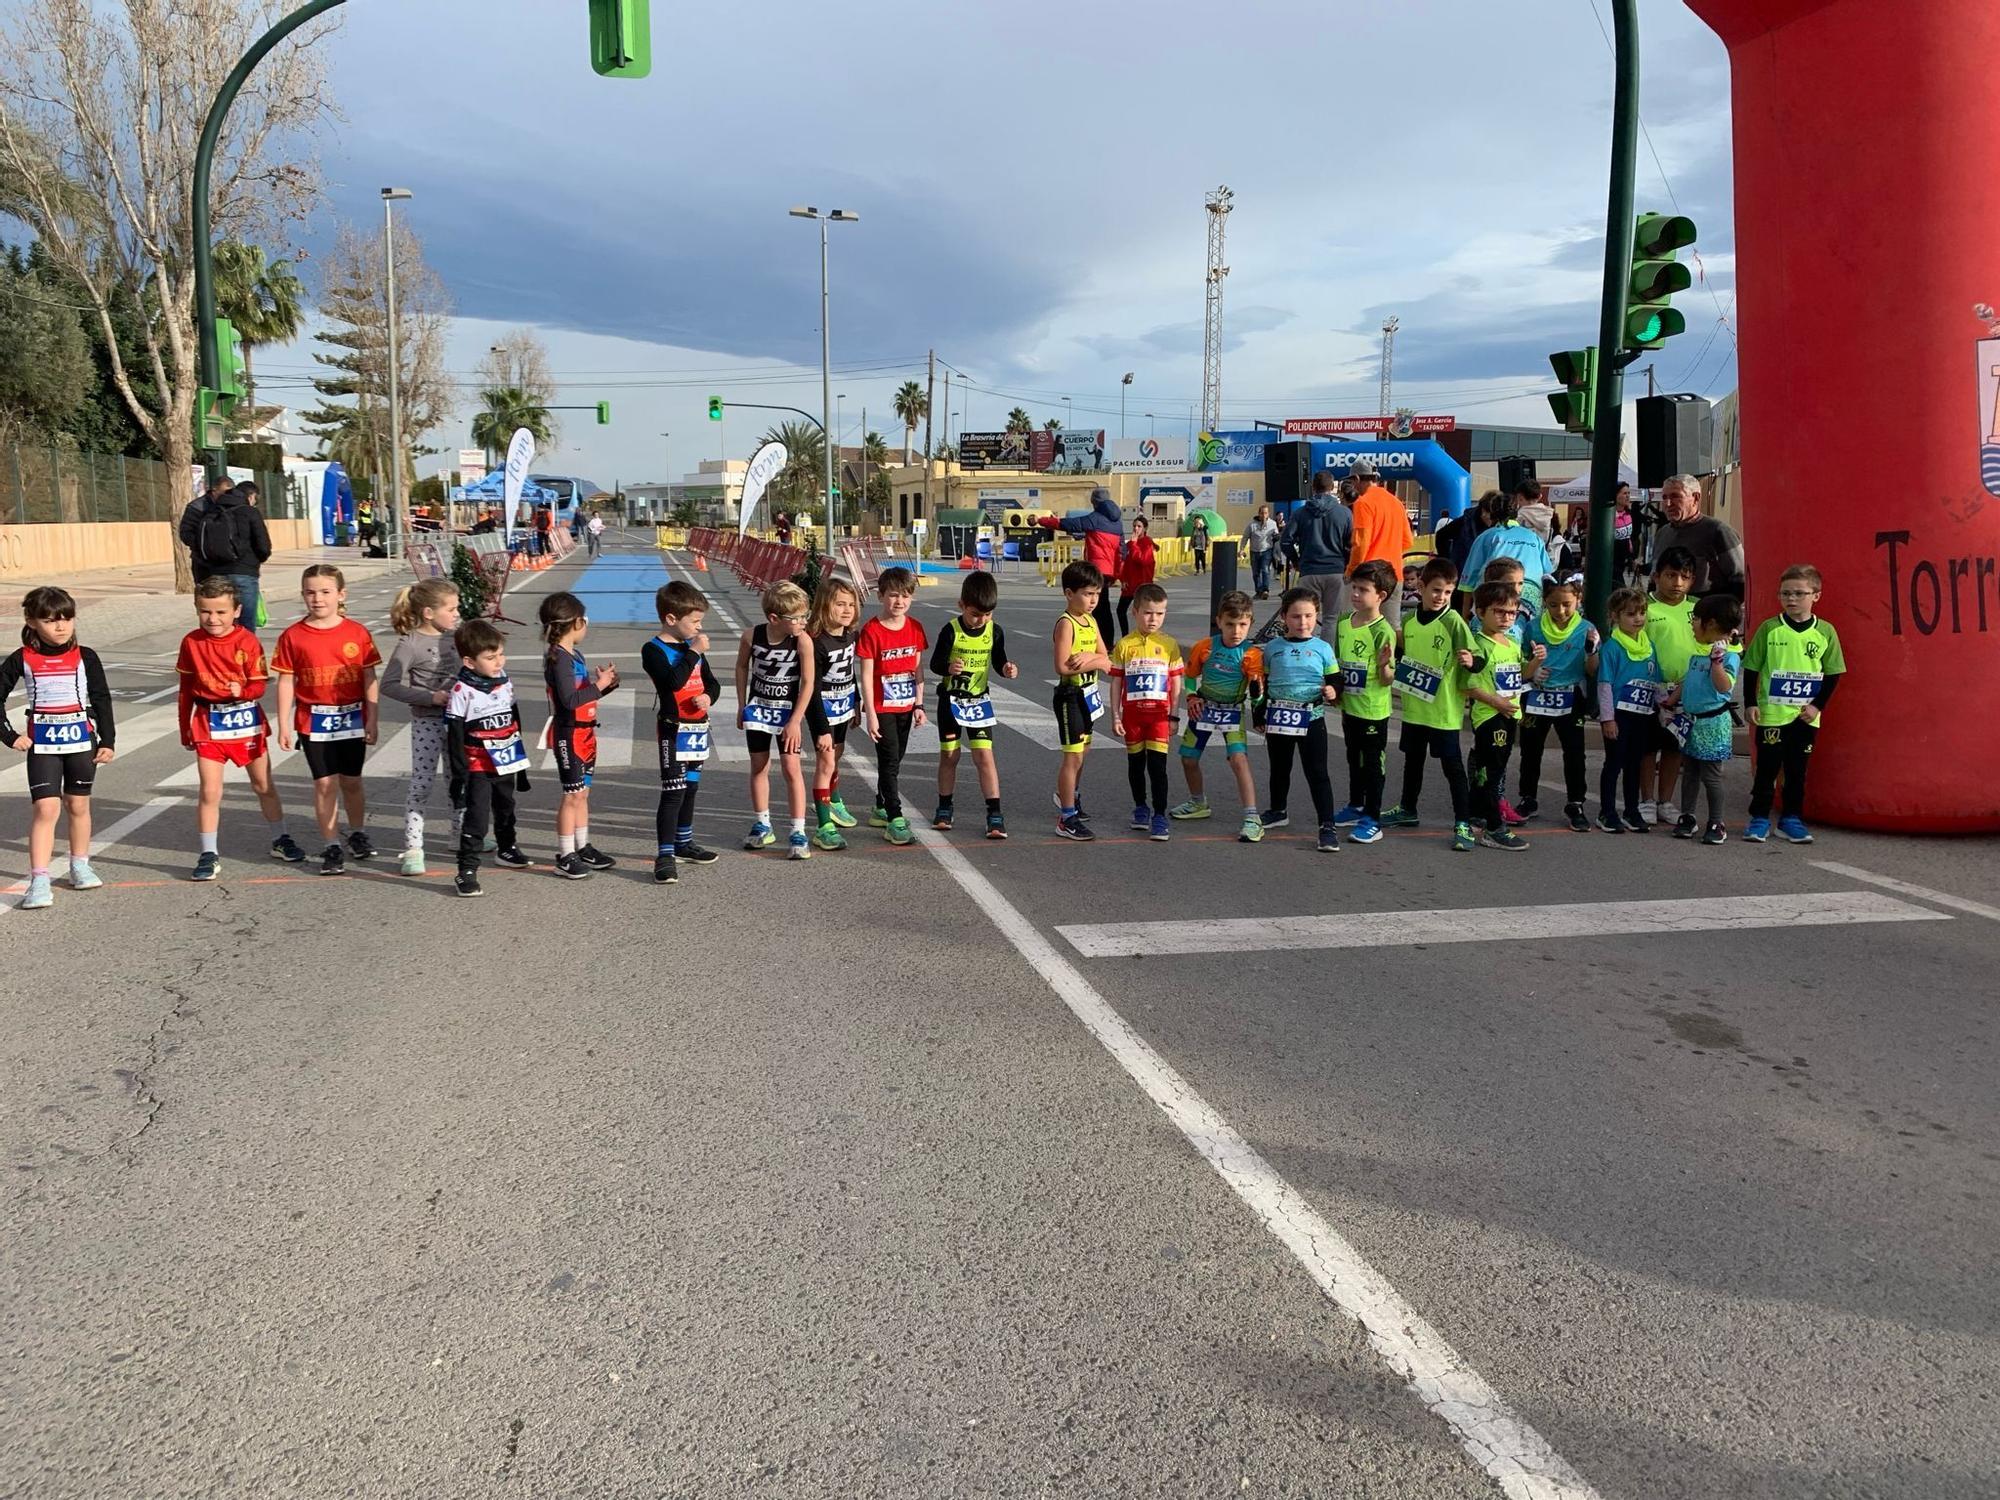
[18,874,52,910]
[1130,804,1152,831]
[1169,796,1211,821]
[1316,822,1340,853]
[68,858,102,890]
[1381,805,1420,828]
[743,822,775,850]
[1450,822,1477,853]
[653,853,679,884]
[826,797,858,829]
[553,853,592,880]
[1074,794,1091,823]
[1624,808,1652,833]
[885,816,915,846]
[1673,813,1699,840]
[347,829,378,861]
[1515,797,1541,822]
[1565,803,1591,833]
[1742,817,1771,843]
[813,823,848,851]
[575,844,616,870]
[675,841,720,864]
[453,871,483,898]
[1238,814,1264,843]
[868,802,891,828]
[1499,797,1527,828]
[320,842,346,876]
[398,848,426,877]
[1778,816,1815,844]
[788,831,812,860]
[1597,810,1627,834]
[1638,800,1658,825]
[191,852,220,883]
[1149,813,1171,842]
[985,811,1008,840]
[1331,803,1364,828]
[1055,812,1095,841]
[1350,817,1383,844]
[1259,809,1291,830]
[1479,828,1529,851]
[1702,822,1729,846]
[482,834,497,854]
[270,833,307,863]
[494,846,531,868]
[932,803,954,831]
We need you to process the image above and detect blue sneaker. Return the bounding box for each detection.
[1316,822,1340,853]
[1331,803,1364,828]
[1743,816,1771,843]
[1149,813,1170,842]
[743,822,775,849]
[1350,817,1383,844]
[787,830,812,860]
[1777,816,1814,844]
[1130,804,1151,831]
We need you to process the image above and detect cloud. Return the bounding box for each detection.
[1075,305,1294,361]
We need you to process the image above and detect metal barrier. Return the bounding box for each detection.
[1036,534,1080,587]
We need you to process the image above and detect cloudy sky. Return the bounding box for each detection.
[252,0,1739,485]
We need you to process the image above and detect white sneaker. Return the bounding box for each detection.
[18,874,53,910]
[398,848,426,877]
[1638,800,1658,823]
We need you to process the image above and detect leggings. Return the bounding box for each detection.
[1126,746,1169,815]
[404,717,452,850]
[874,710,915,818]
[1399,724,1472,824]
[1748,719,1817,820]
[656,776,701,850]
[1679,758,1726,824]
[1343,714,1388,819]
[1519,708,1589,805]
[1599,710,1654,818]
[1266,716,1334,822]
[1468,716,1518,832]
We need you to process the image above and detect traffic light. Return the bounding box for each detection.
[1547,347,1597,436]
[214,316,246,410]
[595,401,611,425]
[588,0,650,78]
[1624,213,1696,353]
[195,388,227,450]
[707,396,723,421]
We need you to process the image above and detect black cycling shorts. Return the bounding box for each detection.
[301,737,367,780]
[27,751,96,802]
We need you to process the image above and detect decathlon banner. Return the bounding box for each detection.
[502,428,536,544]
[738,439,788,536]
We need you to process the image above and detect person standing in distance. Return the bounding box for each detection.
[1245,504,1281,600]
[178,475,272,630]
[1345,458,1417,626]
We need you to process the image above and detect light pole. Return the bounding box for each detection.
[1145,412,1156,437]
[789,206,858,553]
[656,431,670,526]
[381,187,412,558]
[1120,372,1133,438]
[1062,395,1072,432]
[836,392,846,538]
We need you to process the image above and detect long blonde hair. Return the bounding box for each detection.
[389,578,458,635]
[808,576,863,636]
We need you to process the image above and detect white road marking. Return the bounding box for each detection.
[1811,860,2000,923]
[0,706,185,797]
[138,684,181,702]
[0,795,183,912]
[844,759,1599,1500]
[982,680,1113,753]
[1059,890,1948,958]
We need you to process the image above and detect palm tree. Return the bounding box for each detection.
[862,430,889,467]
[892,380,927,464]
[1005,406,1033,435]
[470,386,552,461]
[758,420,828,523]
[1044,417,1061,431]
[213,240,306,411]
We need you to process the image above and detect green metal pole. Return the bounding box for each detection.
[1585,0,1640,628]
[192,0,349,479]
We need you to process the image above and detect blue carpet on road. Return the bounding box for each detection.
[571,552,671,624]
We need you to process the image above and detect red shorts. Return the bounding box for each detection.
[1122,709,1173,750]
[194,735,268,768]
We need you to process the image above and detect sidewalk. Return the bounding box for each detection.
[0,544,408,647]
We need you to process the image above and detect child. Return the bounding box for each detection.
[806,577,864,849]
[177,577,305,881]
[272,564,382,876]
[932,569,1018,838]
[1109,581,1183,842]
[1400,563,1423,621]
[1595,587,1660,833]
[381,579,461,877]
[856,567,927,846]
[642,580,720,884]
[541,590,619,878]
[1742,563,1845,843]
[1,586,115,909]
[1480,556,1532,645]
[1639,546,1698,826]
[1383,558,1478,853]
[1670,594,1743,844]
[1464,581,1541,851]
[1517,575,1599,832]
[1051,560,1114,841]
[1256,586,1341,852]
[737,581,818,859]
[1114,516,1157,637]
[1332,560,1399,844]
[443,619,533,897]
[1174,589,1266,842]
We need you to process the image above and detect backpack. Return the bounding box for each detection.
[194,500,241,568]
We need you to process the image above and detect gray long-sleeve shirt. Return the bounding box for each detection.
[381,630,457,718]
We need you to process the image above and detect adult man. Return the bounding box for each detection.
[1282,471,1353,640]
[1244,504,1281,599]
[177,476,272,625]
[586,512,606,557]
[1650,473,1745,599]
[1345,458,1417,624]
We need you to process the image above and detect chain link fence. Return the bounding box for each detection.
[0,442,295,526]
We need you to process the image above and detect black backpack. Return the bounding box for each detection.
[194,500,241,567]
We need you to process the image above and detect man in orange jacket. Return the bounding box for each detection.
[1345,459,1417,624]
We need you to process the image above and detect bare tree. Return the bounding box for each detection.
[475,327,559,449]
[0,0,335,586]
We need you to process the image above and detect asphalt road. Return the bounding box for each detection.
[3,533,1995,1499]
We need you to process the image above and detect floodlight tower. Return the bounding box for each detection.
[1379,316,1399,417]
[1202,185,1233,434]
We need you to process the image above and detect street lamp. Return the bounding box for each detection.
[1121,372,1134,438]
[381,187,412,558]
[789,206,858,549]
[655,431,669,526]
[1145,411,1156,436]
[1062,395,1072,432]
[836,392,846,535]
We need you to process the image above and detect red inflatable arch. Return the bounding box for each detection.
[1689,0,2000,831]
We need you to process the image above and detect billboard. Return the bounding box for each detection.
[958,430,1035,470]
[1029,428,1108,473]
[1106,437,1190,472]
[1282,414,1457,437]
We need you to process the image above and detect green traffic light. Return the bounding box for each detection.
[707,397,723,421]
[589,0,650,78]
[596,401,611,425]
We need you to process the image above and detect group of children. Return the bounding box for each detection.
[2,546,1844,907]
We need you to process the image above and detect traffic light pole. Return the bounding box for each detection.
[1585,0,1641,628]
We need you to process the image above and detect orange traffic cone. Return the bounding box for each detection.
[693,554,708,572]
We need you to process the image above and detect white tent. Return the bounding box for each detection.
[1545,462,1643,505]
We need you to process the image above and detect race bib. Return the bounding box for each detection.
[673,723,710,762]
[1493,662,1525,696]
[1523,686,1575,717]
[1340,664,1369,693]
[1615,679,1657,713]
[1082,682,1104,721]
[29,710,91,754]
[1769,671,1821,704]
[307,701,365,741]
[1124,657,1169,703]
[741,699,790,731]
[206,701,264,742]
[1197,701,1243,730]
[1664,711,1694,749]
[881,672,918,708]
[1394,659,1441,703]
[486,731,528,773]
[1265,698,1312,736]
[819,686,857,726]
[951,694,997,728]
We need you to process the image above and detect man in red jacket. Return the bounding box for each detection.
[1039,487,1125,646]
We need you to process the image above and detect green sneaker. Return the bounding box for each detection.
[1382,805,1420,828]
[1238,814,1264,843]
[1169,796,1211,820]
[867,802,891,828]
[1450,821,1476,853]
[826,797,859,829]
[885,816,915,846]
[398,848,425,877]
[812,822,848,851]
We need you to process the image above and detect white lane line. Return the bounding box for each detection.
[846,762,1599,1500]
[1811,860,2000,923]
[1058,890,1948,959]
[138,684,181,703]
[982,680,1114,753]
[0,706,185,797]
[0,795,183,913]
